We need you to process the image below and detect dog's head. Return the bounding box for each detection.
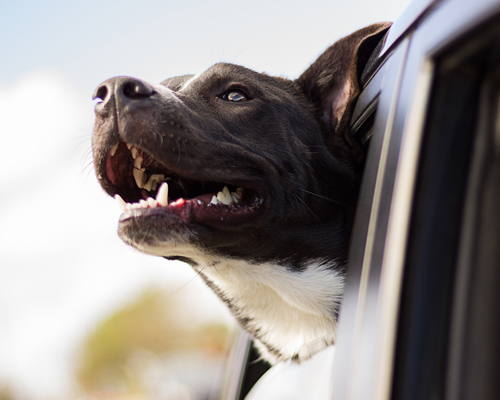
[92,23,390,270]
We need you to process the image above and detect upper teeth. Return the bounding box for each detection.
[211,186,243,206]
[111,142,247,212]
[134,156,143,169]
[217,186,233,205]
[110,143,119,157]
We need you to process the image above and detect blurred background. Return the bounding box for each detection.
[0,0,411,399]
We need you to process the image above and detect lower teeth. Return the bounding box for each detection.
[115,185,247,212]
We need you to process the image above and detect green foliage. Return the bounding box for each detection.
[75,287,230,393]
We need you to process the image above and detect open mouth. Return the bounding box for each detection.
[103,142,265,226]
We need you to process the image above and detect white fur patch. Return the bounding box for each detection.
[200,258,343,363]
[132,238,344,364]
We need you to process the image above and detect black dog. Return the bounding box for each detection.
[92,23,390,364]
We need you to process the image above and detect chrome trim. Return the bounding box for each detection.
[218,330,251,400]
[331,40,410,400]
[373,57,434,400]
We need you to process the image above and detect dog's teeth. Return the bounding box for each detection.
[131,148,138,159]
[139,199,148,208]
[156,182,169,207]
[217,187,233,205]
[133,167,147,188]
[126,143,132,150]
[143,174,165,192]
[231,194,239,204]
[134,156,143,170]
[144,178,154,191]
[114,194,126,211]
[210,195,219,205]
[110,143,119,157]
[147,197,157,208]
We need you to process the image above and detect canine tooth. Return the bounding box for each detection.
[134,156,143,169]
[131,147,138,159]
[114,194,126,211]
[147,197,157,208]
[156,182,169,207]
[126,143,132,149]
[110,143,119,157]
[133,168,147,188]
[217,189,233,205]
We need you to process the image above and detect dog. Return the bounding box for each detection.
[92,22,391,364]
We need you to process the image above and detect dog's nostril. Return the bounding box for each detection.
[93,85,108,102]
[121,81,154,100]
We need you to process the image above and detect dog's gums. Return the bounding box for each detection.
[104,141,264,227]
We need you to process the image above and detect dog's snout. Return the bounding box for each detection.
[93,76,155,116]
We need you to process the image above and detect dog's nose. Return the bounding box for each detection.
[93,76,155,116]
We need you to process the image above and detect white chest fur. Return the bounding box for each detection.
[199,258,344,363]
[135,241,344,363]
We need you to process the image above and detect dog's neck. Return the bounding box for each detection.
[197,257,344,364]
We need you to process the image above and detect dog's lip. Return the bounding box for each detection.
[118,194,265,229]
[99,141,268,228]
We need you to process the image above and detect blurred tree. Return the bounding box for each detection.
[0,385,17,400]
[75,287,230,396]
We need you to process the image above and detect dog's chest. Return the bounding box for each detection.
[198,258,344,363]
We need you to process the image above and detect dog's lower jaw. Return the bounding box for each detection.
[117,212,345,364]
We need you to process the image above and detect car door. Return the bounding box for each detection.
[216,0,500,398]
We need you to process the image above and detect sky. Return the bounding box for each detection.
[0,0,412,398]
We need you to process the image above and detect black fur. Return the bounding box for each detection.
[92,23,391,361]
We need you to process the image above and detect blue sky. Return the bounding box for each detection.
[0,1,411,398]
[2,0,409,88]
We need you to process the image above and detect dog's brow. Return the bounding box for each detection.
[180,72,202,91]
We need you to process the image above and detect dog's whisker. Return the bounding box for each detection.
[181,141,197,174]
[175,138,183,166]
[81,160,94,173]
[296,188,342,205]
[294,194,321,222]
[166,265,207,297]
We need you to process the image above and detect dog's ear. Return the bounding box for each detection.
[296,22,392,151]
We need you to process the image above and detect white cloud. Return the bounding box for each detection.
[0,72,230,399]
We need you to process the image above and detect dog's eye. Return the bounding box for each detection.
[220,90,248,102]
